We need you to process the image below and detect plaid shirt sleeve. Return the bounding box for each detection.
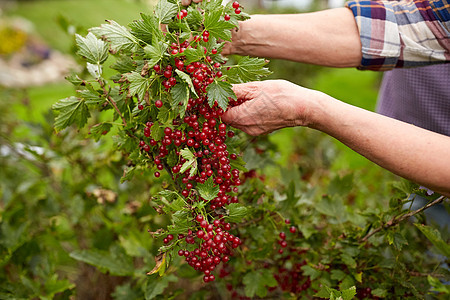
[345,0,450,70]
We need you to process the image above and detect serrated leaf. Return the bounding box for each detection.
[427,275,450,294]
[206,80,236,111]
[186,7,203,30]
[121,166,136,183]
[341,286,357,300]
[180,148,194,161]
[183,47,204,65]
[415,223,450,257]
[227,56,272,83]
[75,32,109,65]
[129,13,159,44]
[330,269,347,281]
[77,89,104,105]
[66,73,84,86]
[175,69,197,96]
[89,123,112,141]
[301,265,321,280]
[230,155,248,172]
[69,247,134,276]
[197,177,220,201]
[386,231,408,251]
[224,203,248,223]
[157,106,172,123]
[144,41,167,68]
[127,72,149,100]
[155,0,178,24]
[52,96,90,132]
[151,122,164,141]
[145,274,178,300]
[341,253,357,269]
[171,82,189,118]
[243,269,277,298]
[204,8,236,41]
[91,20,139,53]
[111,55,135,73]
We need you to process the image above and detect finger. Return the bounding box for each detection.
[193,0,203,3]
[181,0,191,5]
[231,82,262,101]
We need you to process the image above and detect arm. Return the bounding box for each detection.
[224,8,362,68]
[222,80,450,197]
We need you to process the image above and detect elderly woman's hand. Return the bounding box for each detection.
[181,0,203,6]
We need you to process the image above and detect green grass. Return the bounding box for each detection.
[6,0,156,53]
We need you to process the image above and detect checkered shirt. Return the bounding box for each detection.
[345,0,450,70]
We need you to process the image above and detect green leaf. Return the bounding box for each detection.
[154,0,178,24]
[414,224,450,257]
[75,32,109,65]
[386,231,408,251]
[121,166,136,183]
[151,122,165,141]
[157,106,172,123]
[243,269,277,298]
[197,177,220,201]
[127,72,149,100]
[206,80,236,111]
[144,41,167,68]
[427,275,450,294]
[301,265,321,280]
[341,253,357,269]
[52,96,90,132]
[69,247,134,276]
[89,123,112,141]
[224,203,248,223]
[183,47,205,65]
[330,269,347,281]
[204,8,236,41]
[227,56,272,83]
[145,274,178,300]
[175,69,197,96]
[111,55,135,73]
[180,148,194,161]
[129,13,159,44]
[91,20,139,53]
[371,288,388,297]
[341,286,357,300]
[86,62,103,78]
[170,82,189,118]
[230,155,248,172]
[77,89,104,105]
[186,6,203,30]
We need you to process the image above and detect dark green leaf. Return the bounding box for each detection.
[75,32,109,65]
[341,286,357,300]
[144,41,167,68]
[89,123,112,141]
[157,106,172,123]
[175,70,197,96]
[151,122,165,141]
[371,288,388,297]
[243,269,277,298]
[127,72,149,100]
[204,9,236,41]
[121,166,137,183]
[129,14,159,44]
[227,56,272,83]
[206,80,236,111]
[183,47,204,65]
[145,274,178,300]
[186,7,203,30]
[91,20,139,53]
[69,247,134,276]
[77,89,104,105]
[52,96,90,132]
[170,82,189,118]
[111,55,135,73]
[224,203,248,223]
[154,0,178,24]
[415,224,450,257]
[341,253,357,269]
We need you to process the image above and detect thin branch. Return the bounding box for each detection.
[360,196,447,242]
[98,79,128,127]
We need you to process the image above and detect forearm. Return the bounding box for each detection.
[227,8,362,68]
[310,93,450,197]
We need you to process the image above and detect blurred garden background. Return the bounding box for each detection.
[1,0,448,299]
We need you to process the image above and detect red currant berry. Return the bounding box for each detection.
[155,100,163,108]
[224,14,231,21]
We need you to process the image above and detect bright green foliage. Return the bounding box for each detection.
[1,0,449,299]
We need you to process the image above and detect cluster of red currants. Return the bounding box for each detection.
[138,1,247,282]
